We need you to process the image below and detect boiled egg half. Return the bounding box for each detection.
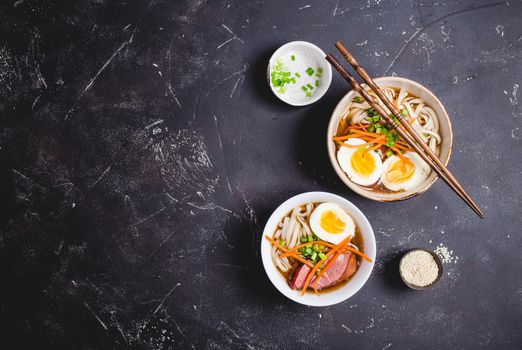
[381,152,430,192]
[337,138,383,186]
[309,202,355,244]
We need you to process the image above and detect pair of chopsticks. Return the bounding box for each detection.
[326,41,484,218]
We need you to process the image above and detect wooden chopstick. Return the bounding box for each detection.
[325,52,484,218]
[333,42,484,218]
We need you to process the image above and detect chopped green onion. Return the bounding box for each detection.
[367,108,377,117]
[279,240,286,247]
[306,67,315,76]
[291,54,296,61]
[401,109,409,116]
[301,86,307,92]
[315,80,319,87]
[308,235,314,242]
[311,252,318,260]
[295,72,301,78]
[317,67,323,74]
[300,236,308,243]
[386,150,393,157]
[318,245,325,250]
[306,83,314,90]
[393,116,399,123]
[306,91,312,97]
[376,127,382,134]
[271,69,293,92]
[353,96,364,103]
[318,252,327,261]
[305,248,313,255]
[372,116,381,122]
[368,125,376,132]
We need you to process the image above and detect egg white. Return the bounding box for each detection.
[381,152,430,192]
[309,202,355,244]
[337,138,383,186]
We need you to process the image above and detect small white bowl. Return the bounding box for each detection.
[267,41,332,106]
[327,76,453,202]
[260,192,376,307]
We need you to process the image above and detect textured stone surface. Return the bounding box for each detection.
[1,0,521,348]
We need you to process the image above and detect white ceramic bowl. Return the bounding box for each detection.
[327,76,453,202]
[260,192,376,307]
[267,41,332,106]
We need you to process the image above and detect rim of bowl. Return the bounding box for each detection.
[260,191,376,307]
[326,76,453,202]
[399,248,444,290]
[266,41,332,106]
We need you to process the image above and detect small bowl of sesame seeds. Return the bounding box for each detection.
[399,248,443,290]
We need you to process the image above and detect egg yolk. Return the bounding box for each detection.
[351,148,376,176]
[386,157,415,183]
[320,210,346,234]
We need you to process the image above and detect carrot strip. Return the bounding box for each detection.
[391,147,415,163]
[348,123,368,130]
[312,237,352,292]
[300,251,335,296]
[344,246,373,262]
[336,134,386,149]
[350,129,381,138]
[300,236,352,296]
[364,141,384,155]
[394,143,415,152]
[280,241,337,258]
[333,134,360,141]
[313,249,344,294]
[265,236,314,268]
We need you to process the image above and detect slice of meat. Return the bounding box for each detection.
[342,252,358,281]
[290,264,311,290]
[311,252,352,290]
[289,252,359,291]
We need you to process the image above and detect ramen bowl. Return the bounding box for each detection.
[327,76,453,202]
[260,191,376,307]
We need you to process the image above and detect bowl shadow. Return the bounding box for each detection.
[248,46,296,112]
[294,89,362,204]
[222,194,288,304]
[380,249,412,291]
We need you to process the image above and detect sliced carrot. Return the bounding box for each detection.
[333,134,360,141]
[312,237,352,292]
[348,123,368,130]
[313,249,344,294]
[336,134,386,149]
[350,129,382,138]
[393,143,415,152]
[280,241,337,258]
[300,251,335,296]
[344,246,373,262]
[300,236,352,296]
[265,236,314,268]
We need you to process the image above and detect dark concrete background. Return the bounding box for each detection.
[1,0,521,349]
